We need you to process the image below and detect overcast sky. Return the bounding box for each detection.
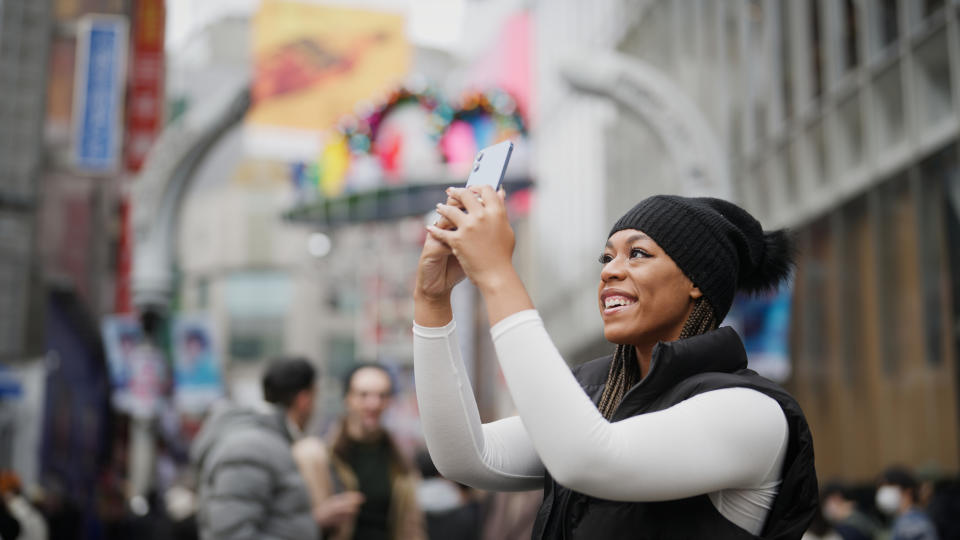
[166,0,260,51]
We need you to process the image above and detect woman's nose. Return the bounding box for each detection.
[600,256,626,282]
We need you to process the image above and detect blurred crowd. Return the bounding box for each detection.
[6,461,960,540]
[805,466,960,540]
[0,357,545,540]
[2,356,960,540]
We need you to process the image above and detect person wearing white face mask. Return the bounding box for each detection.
[876,467,939,540]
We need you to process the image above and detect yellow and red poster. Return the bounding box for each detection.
[249,1,410,133]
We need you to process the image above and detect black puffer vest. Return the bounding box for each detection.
[532,327,818,540]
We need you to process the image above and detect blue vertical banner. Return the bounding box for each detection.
[726,284,793,383]
[72,15,129,172]
[0,363,22,399]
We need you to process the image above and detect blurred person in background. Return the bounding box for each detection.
[414,189,818,538]
[922,474,960,540]
[0,497,18,540]
[190,357,317,540]
[820,481,882,540]
[291,436,366,535]
[801,504,842,540]
[877,466,939,540]
[480,489,542,540]
[293,364,425,540]
[0,471,47,540]
[414,450,481,540]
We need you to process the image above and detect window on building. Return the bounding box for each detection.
[778,0,794,120]
[225,271,292,362]
[783,142,799,201]
[922,0,946,19]
[813,121,829,184]
[748,0,769,143]
[914,28,953,130]
[874,62,906,150]
[836,93,864,172]
[751,162,771,219]
[840,0,860,73]
[917,148,956,367]
[944,158,960,370]
[809,0,824,98]
[873,0,899,52]
[876,174,912,376]
[804,220,832,399]
[840,197,870,383]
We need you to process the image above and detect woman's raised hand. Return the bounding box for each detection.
[428,185,514,293]
[414,194,468,304]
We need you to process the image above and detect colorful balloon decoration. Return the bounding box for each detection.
[291,85,527,201]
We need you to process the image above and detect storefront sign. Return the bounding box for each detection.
[71,15,128,172]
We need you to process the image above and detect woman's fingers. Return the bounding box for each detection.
[476,185,503,212]
[432,184,506,242]
[426,225,455,247]
[434,184,508,231]
[448,187,485,214]
[434,195,463,230]
[435,202,466,228]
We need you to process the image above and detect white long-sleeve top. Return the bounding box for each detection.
[413,310,789,535]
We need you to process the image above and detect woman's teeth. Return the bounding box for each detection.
[604,296,636,309]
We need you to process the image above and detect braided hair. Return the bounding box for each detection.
[596,297,718,420]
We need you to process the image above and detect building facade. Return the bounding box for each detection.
[531,0,960,481]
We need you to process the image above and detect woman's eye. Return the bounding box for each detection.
[598,254,613,264]
[630,248,649,259]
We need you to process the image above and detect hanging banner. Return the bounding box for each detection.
[125,0,165,172]
[101,314,145,412]
[171,314,223,414]
[71,15,129,172]
[248,1,410,133]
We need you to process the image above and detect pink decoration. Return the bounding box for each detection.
[465,11,533,124]
[440,120,478,175]
[376,130,403,181]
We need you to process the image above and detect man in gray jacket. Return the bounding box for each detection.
[191,357,318,540]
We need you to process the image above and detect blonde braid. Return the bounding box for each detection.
[597,297,718,419]
[597,344,638,419]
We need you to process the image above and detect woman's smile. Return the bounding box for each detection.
[600,288,638,316]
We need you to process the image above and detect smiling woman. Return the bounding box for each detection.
[413,190,818,539]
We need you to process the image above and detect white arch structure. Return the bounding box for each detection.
[559,51,731,199]
[131,83,250,318]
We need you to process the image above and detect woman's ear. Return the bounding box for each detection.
[690,286,703,300]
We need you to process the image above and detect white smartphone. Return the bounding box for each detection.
[465,140,513,190]
[429,140,514,227]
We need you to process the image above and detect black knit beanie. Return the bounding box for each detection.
[608,195,794,322]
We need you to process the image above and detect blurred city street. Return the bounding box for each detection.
[1,0,960,538]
